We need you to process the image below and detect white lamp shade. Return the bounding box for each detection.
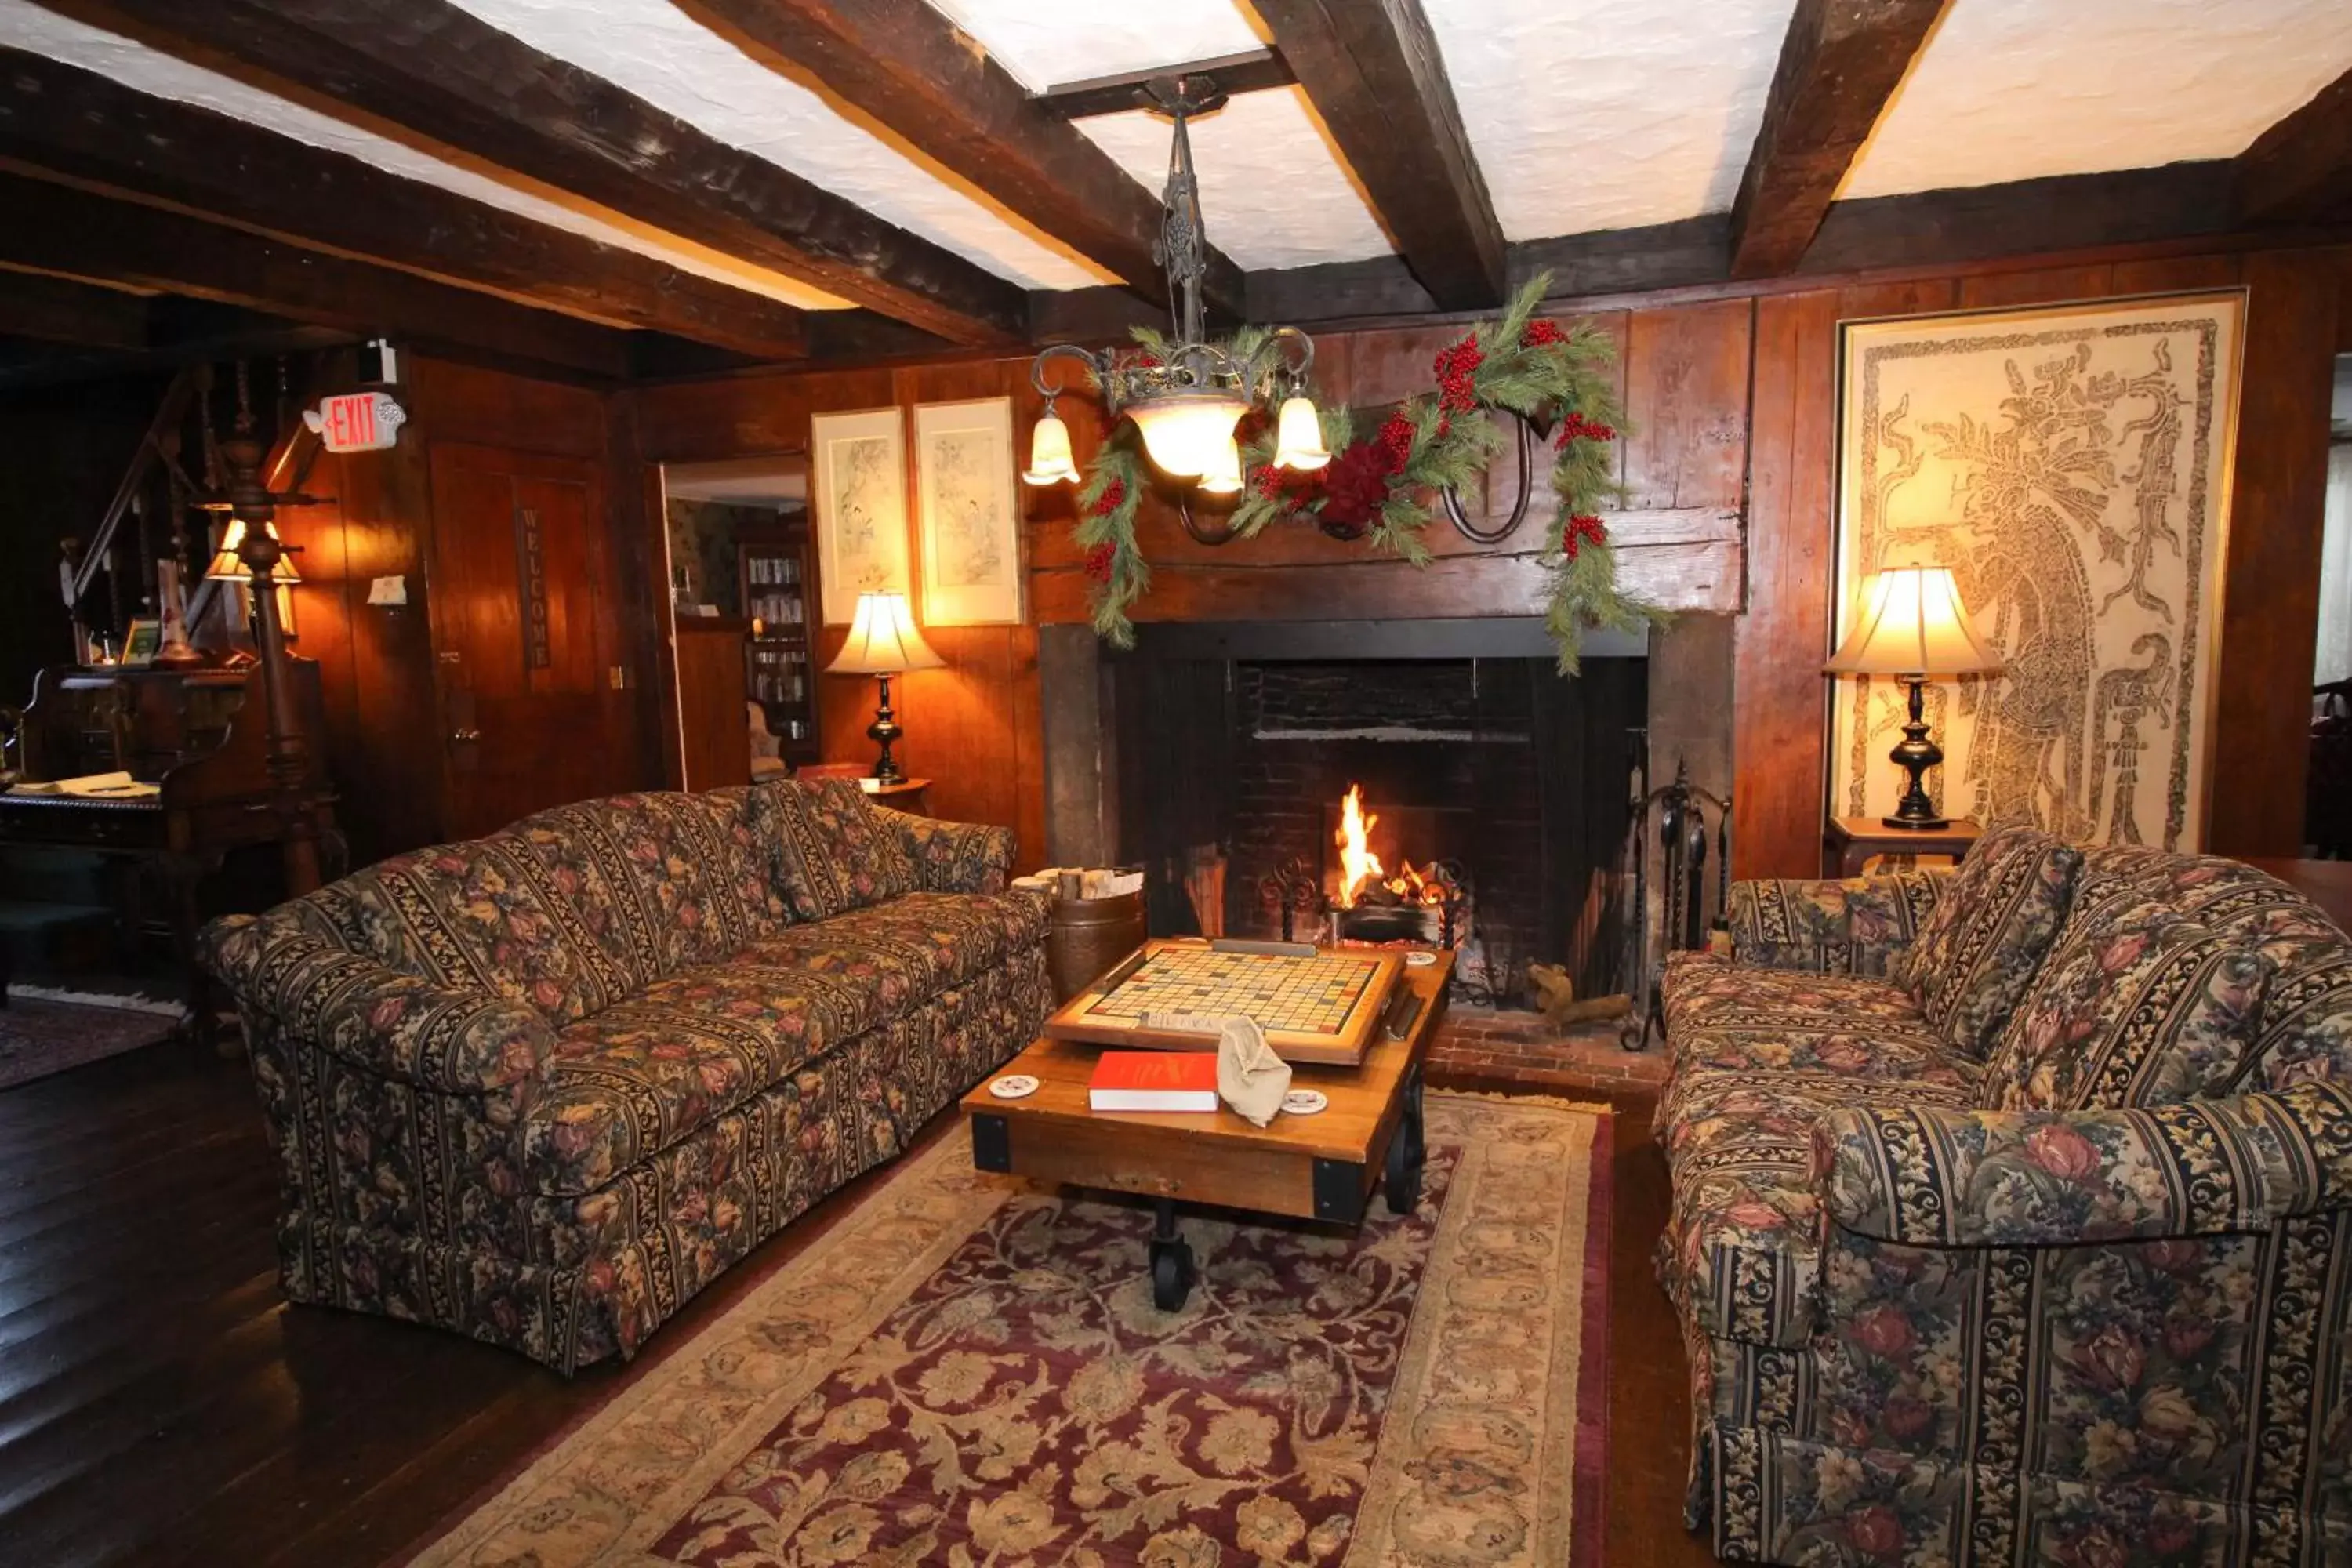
[1127,390,1248,478]
[1827,563,2003,677]
[1022,411,1080,485]
[1272,394,1330,471]
[827,590,945,676]
[1196,434,1244,495]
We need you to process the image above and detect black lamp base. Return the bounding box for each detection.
[1879,673,1947,830]
[866,672,907,786]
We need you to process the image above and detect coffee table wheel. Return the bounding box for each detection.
[1384,1065,1427,1215]
[1149,1197,1195,1311]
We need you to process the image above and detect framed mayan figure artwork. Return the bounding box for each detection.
[811,407,911,626]
[913,397,1025,626]
[1831,292,2245,851]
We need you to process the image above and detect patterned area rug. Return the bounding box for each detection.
[0,998,180,1091]
[408,1093,1611,1567]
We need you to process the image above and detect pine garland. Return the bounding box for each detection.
[1070,271,1667,670]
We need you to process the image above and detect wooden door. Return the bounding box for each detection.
[427,442,635,840]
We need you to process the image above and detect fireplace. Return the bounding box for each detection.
[1092,619,1647,1007]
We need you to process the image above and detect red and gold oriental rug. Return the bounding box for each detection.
[408,1093,1611,1567]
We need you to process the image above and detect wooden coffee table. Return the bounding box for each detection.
[961,949,1453,1310]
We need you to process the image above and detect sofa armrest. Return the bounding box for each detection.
[873,807,1013,894]
[1815,1083,2352,1247]
[1726,871,1944,976]
[201,914,555,1096]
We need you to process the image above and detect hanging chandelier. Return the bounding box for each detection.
[1022,77,1328,499]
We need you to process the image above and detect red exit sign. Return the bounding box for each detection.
[303,390,407,453]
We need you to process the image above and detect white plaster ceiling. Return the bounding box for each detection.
[1421,0,1801,238]
[1843,0,2352,200]
[0,0,846,312]
[445,0,1110,290]
[6,0,2351,321]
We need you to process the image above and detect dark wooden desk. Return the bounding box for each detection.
[0,662,336,1036]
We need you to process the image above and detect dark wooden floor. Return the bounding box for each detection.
[0,1041,1712,1567]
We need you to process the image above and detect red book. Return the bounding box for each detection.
[1088,1051,1220,1112]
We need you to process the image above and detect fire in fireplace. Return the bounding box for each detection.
[1327,783,1468,949]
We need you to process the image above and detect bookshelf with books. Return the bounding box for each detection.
[738,521,821,768]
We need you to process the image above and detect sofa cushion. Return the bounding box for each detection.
[1663,959,1978,1092]
[755,778,919,920]
[1889,823,2083,1059]
[731,889,1051,1012]
[524,956,903,1196]
[519,890,1049,1195]
[1726,872,1945,978]
[1980,899,2274,1112]
[506,791,782,992]
[343,837,638,1026]
[1654,1068,1976,1348]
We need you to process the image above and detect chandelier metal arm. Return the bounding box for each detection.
[1174,490,1240,546]
[1440,408,1542,546]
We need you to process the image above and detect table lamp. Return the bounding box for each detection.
[1826,558,2004,829]
[826,590,943,785]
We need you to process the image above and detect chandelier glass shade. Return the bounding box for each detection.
[1022,76,1322,500]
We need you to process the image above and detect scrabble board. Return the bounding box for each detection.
[1043,939,1403,1066]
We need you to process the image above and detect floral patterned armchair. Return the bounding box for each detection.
[201,779,1051,1373]
[1658,826,2352,1564]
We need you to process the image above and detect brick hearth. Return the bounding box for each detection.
[1426,1005,1669,1094]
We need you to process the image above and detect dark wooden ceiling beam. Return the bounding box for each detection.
[1726,0,1947,279]
[0,48,809,360]
[0,172,637,379]
[676,0,1246,321]
[1250,0,1506,311]
[37,0,1028,346]
[0,270,151,350]
[2237,67,2352,226]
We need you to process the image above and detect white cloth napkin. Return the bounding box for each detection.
[1144,1011,1293,1127]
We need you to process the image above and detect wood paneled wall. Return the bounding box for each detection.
[618,361,1047,869]
[624,239,2350,883]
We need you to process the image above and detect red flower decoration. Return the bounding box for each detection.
[1083,542,1116,582]
[1315,441,1393,538]
[1432,332,1484,414]
[1521,319,1566,348]
[1564,513,1608,561]
[1555,410,1617,449]
[1090,478,1127,517]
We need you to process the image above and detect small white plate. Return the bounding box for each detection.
[989,1074,1040,1100]
[1282,1088,1329,1116]
[1405,951,1439,968]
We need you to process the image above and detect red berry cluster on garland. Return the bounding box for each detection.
[1083,542,1116,582]
[1090,478,1126,517]
[1432,332,1483,415]
[1555,410,1617,450]
[1563,513,1608,561]
[1375,412,1415,474]
[1520,319,1567,348]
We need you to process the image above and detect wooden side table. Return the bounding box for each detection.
[1826,815,1981,878]
[865,777,931,816]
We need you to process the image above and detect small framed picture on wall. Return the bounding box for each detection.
[913,397,1025,626]
[810,407,910,626]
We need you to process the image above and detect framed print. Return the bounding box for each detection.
[811,407,909,626]
[1831,291,2245,851]
[913,397,1025,626]
[118,617,162,666]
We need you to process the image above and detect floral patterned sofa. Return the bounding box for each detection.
[1657,825,2352,1564]
[201,778,1051,1373]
